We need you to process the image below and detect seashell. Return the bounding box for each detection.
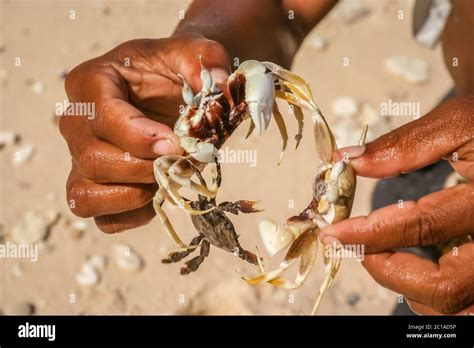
[332,96,359,119]
[13,144,35,164]
[11,211,49,244]
[308,36,328,51]
[76,263,99,286]
[0,131,19,148]
[114,244,143,272]
[385,55,429,84]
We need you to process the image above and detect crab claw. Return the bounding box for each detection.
[177,73,195,107]
[248,102,273,136]
[235,200,263,213]
[259,219,294,257]
[231,60,275,135]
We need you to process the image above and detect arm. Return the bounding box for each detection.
[61,0,336,233]
[175,0,337,68]
[321,94,474,314]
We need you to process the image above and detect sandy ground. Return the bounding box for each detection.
[0,0,452,315]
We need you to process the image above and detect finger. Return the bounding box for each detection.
[334,95,474,178]
[319,183,474,252]
[362,243,474,313]
[60,116,155,184]
[448,138,474,180]
[65,63,182,158]
[90,97,181,158]
[406,298,474,315]
[94,202,156,234]
[66,166,157,218]
[111,36,230,116]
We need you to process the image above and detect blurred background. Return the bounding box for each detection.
[0,0,452,315]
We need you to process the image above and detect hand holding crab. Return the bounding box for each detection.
[319,95,474,315]
[153,59,325,250]
[60,33,231,233]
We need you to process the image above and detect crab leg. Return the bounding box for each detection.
[245,119,256,139]
[264,231,319,289]
[154,160,212,215]
[274,91,307,149]
[152,189,191,249]
[167,184,215,215]
[272,102,289,165]
[162,235,203,263]
[180,239,211,274]
[242,230,313,285]
[219,200,263,215]
[310,246,343,315]
[168,158,217,198]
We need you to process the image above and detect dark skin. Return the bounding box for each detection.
[61,0,473,314]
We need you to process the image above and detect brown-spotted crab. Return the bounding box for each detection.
[161,158,260,274]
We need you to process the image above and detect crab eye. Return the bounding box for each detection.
[314,181,327,198]
[200,69,212,91]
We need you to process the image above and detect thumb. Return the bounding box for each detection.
[333,95,474,179]
[169,33,231,96]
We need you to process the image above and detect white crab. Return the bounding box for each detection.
[153,59,322,249]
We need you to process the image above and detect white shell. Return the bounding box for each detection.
[30,81,45,95]
[114,244,143,272]
[308,35,328,51]
[87,254,107,271]
[13,144,35,164]
[71,219,88,232]
[0,131,18,148]
[331,96,359,119]
[338,0,371,24]
[385,55,429,84]
[259,219,294,257]
[76,263,99,286]
[11,211,49,244]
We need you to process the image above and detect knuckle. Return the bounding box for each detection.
[133,185,156,206]
[58,116,70,139]
[412,206,439,247]
[93,97,118,134]
[95,216,125,234]
[66,177,92,218]
[76,144,98,181]
[64,61,89,96]
[432,281,463,313]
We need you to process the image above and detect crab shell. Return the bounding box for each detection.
[315,164,356,227]
[259,162,357,257]
[228,60,275,135]
[174,60,278,164]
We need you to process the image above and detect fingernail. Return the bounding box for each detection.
[210,68,229,84]
[153,133,183,156]
[152,139,175,155]
[336,145,366,160]
[320,235,343,249]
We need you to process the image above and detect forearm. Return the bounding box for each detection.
[174,0,336,69]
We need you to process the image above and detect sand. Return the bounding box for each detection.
[0,0,452,315]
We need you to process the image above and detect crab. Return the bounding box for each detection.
[153,59,323,249]
[161,158,261,274]
[242,106,368,315]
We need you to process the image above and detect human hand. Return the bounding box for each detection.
[60,33,230,233]
[320,95,474,314]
